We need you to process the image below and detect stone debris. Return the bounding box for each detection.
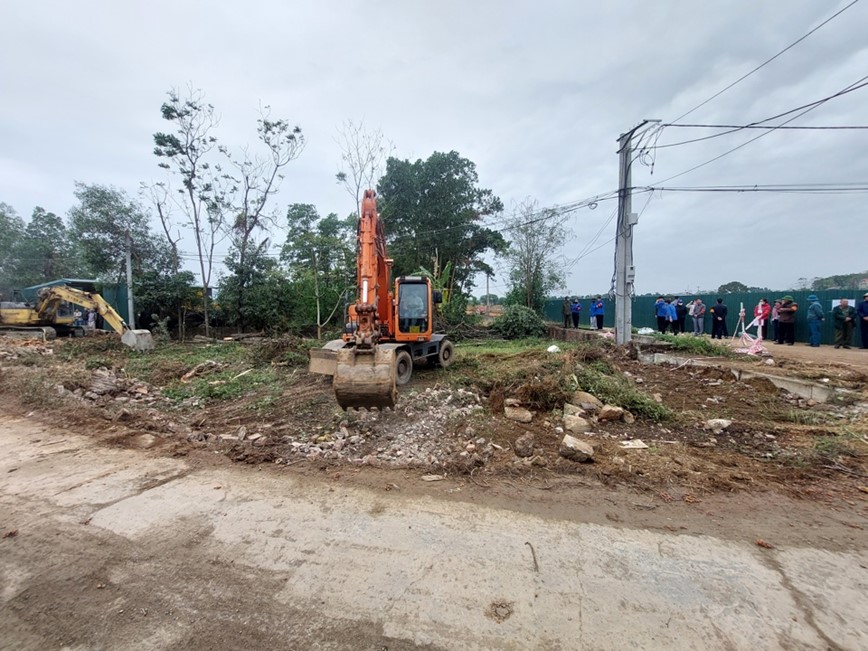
[704,418,733,434]
[573,391,603,409]
[622,411,636,424]
[559,434,595,462]
[513,432,535,458]
[563,415,592,434]
[597,405,624,421]
[620,439,648,449]
[562,403,586,417]
[504,405,533,423]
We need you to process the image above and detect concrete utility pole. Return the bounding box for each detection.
[125,230,136,329]
[486,272,490,317]
[614,120,659,345]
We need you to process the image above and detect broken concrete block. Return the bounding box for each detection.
[559,434,595,462]
[704,418,732,434]
[563,415,592,434]
[598,405,624,421]
[505,406,533,423]
[573,391,603,408]
[563,403,586,417]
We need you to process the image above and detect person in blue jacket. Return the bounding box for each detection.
[655,296,669,333]
[570,298,582,329]
[666,299,678,335]
[589,296,604,330]
[806,294,825,347]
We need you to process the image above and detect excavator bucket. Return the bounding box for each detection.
[121,329,155,351]
[332,347,397,410]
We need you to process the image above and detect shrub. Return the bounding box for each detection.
[491,306,547,339]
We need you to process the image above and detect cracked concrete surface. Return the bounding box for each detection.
[0,415,866,650]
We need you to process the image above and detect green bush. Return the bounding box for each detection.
[491,306,547,339]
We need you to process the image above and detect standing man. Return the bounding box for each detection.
[771,299,782,342]
[776,296,798,345]
[858,292,868,349]
[691,298,706,336]
[655,296,669,333]
[710,298,729,339]
[570,298,582,329]
[561,296,571,329]
[675,298,688,335]
[832,298,857,349]
[806,294,824,347]
[666,298,678,334]
[590,296,604,330]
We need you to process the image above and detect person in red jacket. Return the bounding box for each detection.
[754,298,771,340]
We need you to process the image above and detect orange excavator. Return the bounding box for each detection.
[308,190,454,409]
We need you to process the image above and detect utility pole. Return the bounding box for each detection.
[125,230,136,329]
[486,272,490,317]
[614,119,659,345]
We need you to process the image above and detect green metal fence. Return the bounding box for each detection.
[545,289,866,346]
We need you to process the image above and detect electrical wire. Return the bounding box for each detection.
[669,0,861,124]
[651,74,868,184]
[655,78,868,149]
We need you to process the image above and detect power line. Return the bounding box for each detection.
[656,79,868,149]
[652,74,868,184]
[669,0,861,124]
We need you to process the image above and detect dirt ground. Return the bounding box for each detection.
[0,331,866,502]
[1,332,867,649]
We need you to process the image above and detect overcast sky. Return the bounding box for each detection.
[2,0,867,297]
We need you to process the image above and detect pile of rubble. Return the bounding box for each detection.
[504,390,637,464]
[0,340,54,361]
[200,386,493,469]
[54,367,161,407]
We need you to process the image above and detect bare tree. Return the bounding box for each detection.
[220,108,304,330]
[153,86,226,336]
[335,119,393,214]
[502,198,570,312]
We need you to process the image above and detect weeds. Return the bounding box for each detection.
[571,363,672,422]
[656,334,732,357]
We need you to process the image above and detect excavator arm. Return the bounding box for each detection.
[35,286,154,350]
[331,190,398,409]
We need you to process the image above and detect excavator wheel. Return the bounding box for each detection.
[333,347,398,410]
[395,350,413,386]
[437,340,455,368]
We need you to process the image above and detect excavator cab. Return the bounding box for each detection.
[397,280,430,335]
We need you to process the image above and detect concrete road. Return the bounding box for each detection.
[0,415,865,650]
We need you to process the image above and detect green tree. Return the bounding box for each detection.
[502,198,568,312]
[0,203,25,298]
[68,184,158,281]
[377,151,506,295]
[12,207,83,287]
[281,204,355,338]
[717,281,749,294]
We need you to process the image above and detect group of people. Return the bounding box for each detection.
[73,308,100,331]
[562,296,605,330]
[652,293,868,349]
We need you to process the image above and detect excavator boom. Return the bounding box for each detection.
[329,190,398,409]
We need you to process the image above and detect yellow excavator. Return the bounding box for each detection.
[308,190,454,409]
[0,285,154,350]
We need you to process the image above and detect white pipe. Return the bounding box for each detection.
[362,279,369,302]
